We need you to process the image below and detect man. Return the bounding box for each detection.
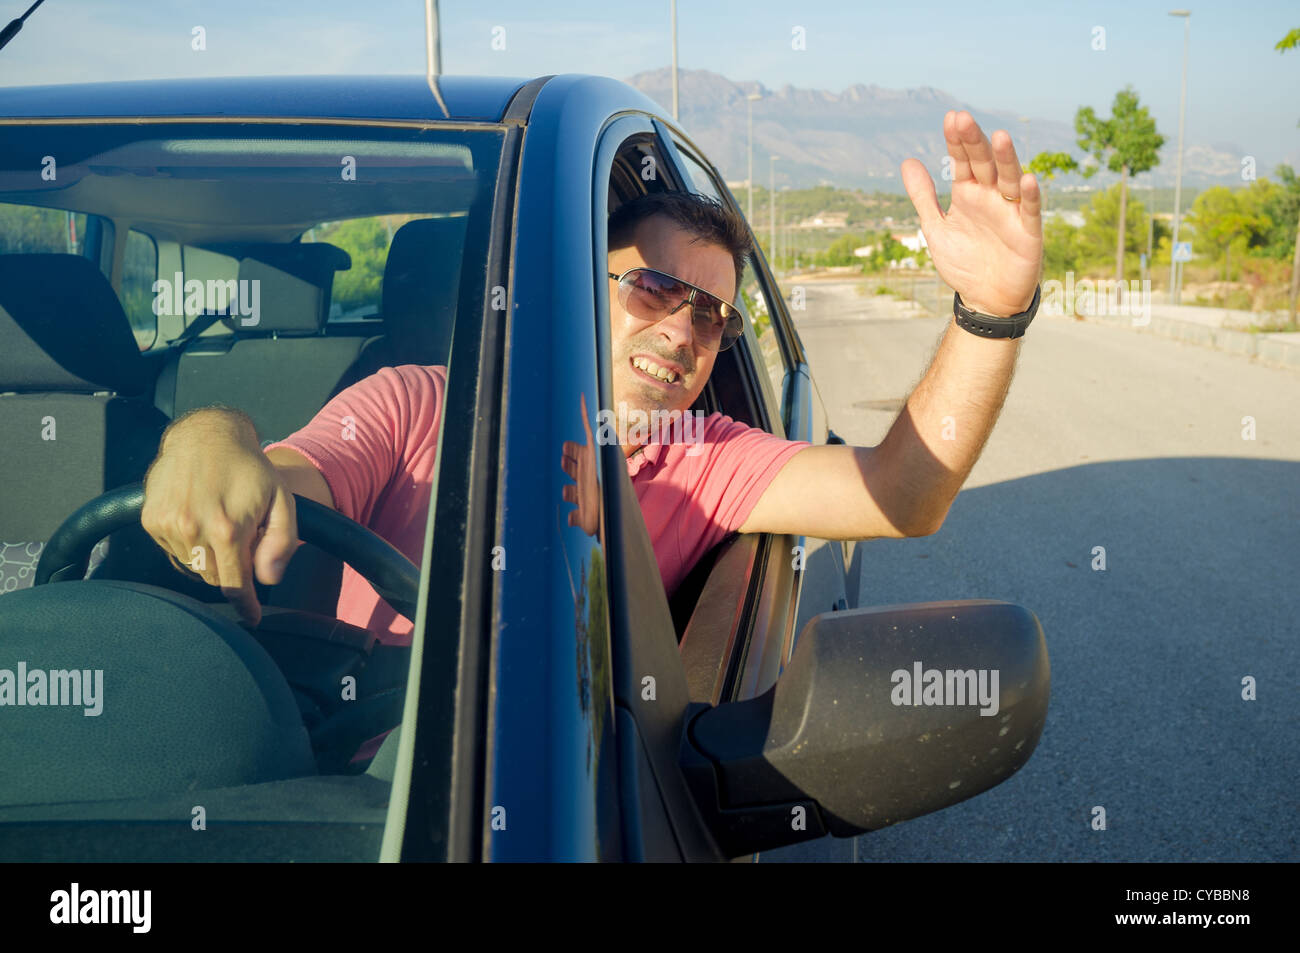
[142,110,1042,643]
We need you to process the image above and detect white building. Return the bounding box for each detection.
[892,229,927,253]
[1043,209,1085,227]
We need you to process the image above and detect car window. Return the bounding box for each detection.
[0,201,88,256]
[0,202,162,342]
[306,216,389,322]
[0,121,505,861]
[738,259,788,428]
[673,145,724,203]
[304,214,432,322]
[122,228,158,350]
[670,142,794,432]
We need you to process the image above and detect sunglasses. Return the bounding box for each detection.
[608,267,744,352]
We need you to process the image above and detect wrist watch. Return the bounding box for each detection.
[953,285,1041,339]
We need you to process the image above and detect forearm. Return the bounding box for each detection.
[873,313,1021,535]
[266,446,335,510]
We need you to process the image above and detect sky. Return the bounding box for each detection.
[2,0,1297,167]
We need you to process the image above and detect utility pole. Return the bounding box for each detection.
[1146,212,1154,286]
[747,92,761,225]
[1289,205,1300,322]
[1168,9,1191,304]
[769,155,780,269]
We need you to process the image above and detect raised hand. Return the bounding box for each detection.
[901,110,1044,318]
[560,392,602,539]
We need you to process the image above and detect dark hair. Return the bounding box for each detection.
[608,191,751,299]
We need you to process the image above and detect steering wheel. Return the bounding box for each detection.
[35,482,419,620]
[32,482,421,773]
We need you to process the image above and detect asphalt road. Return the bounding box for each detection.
[763,279,1298,862]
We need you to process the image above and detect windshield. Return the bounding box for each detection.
[0,121,505,860]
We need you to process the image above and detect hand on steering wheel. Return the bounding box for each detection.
[34,483,420,624]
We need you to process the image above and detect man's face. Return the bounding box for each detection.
[607,215,737,425]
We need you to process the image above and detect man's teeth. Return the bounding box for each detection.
[633,356,677,383]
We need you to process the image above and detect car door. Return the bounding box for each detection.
[590,110,726,861]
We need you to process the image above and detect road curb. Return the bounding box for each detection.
[1048,309,1300,372]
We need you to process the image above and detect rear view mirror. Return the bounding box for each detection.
[680,600,1050,858]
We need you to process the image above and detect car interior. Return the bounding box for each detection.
[0,124,503,850]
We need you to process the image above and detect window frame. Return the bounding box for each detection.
[378,121,516,863]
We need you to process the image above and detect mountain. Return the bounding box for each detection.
[626,68,1274,194]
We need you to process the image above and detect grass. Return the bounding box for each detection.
[1243,314,1300,334]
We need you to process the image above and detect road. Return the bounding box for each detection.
[763,279,1299,862]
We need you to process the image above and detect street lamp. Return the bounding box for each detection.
[747,91,762,225]
[780,187,792,271]
[769,155,780,271]
[1168,9,1190,304]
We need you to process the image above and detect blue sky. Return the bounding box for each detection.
[3,0,1297,165]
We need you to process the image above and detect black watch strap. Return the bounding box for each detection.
[953,285,1041,340]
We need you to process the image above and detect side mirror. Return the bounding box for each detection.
[680,600,1050,858]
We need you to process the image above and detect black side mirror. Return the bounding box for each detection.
[680,600,1051,858]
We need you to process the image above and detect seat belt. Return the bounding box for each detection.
[165,309,229,347]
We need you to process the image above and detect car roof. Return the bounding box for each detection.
[0,75,540,123]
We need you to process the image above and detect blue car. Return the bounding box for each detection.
[0,74,1050,862]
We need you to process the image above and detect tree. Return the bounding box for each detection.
[1075,87,1165,289]
[1186,186,1272,282]
[1260,165,1300,259]
[1042,218,1080,277]
[1077,184,1152,273]
[820,232,867,267]
[0,203,77,254]
[312,216,390,313]
[1026,151,1079,212]
[860,231,909,272]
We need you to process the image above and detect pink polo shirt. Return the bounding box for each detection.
[267,364,809,644]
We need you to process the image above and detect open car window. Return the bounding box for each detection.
[0,121,504,861]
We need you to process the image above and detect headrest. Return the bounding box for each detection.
[0,254,150,395]
[380,217,467,364]
[234,257,326,333]
[217,242,351,289]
